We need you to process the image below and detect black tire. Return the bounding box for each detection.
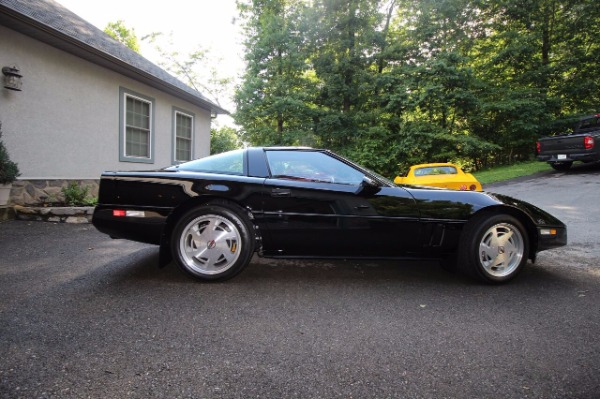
[550,161,572,171]
[458,213,529,284]
[170,203,255,281]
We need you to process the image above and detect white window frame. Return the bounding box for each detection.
[119,87,155,163]
[172,108,195,164]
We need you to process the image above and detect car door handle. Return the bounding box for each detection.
[271,188,291,197]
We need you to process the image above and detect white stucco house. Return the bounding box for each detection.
[0,0,227,205]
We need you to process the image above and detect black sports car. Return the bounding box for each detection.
[92,147,567,284]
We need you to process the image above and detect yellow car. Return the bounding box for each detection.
[394,163,482,191]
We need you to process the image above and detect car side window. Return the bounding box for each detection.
[175,149,245,175]
[266,150,365,185]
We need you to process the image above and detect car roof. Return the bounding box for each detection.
[250,146,317,151]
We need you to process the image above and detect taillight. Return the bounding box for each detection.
[584,136,594,150]
[112,209,146,217]
[536,141,541,154]
[469,184,477,191]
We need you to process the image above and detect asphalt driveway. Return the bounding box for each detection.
[1,164,599,399]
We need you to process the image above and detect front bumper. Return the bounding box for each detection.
[537,225,567,252]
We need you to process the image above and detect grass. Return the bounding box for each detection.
[473,161,552,185]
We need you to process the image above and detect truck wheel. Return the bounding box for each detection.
[550,161,572,171]
[171,204,255,281]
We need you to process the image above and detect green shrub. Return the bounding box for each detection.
[61,182,96,206]
[0,123,20,185]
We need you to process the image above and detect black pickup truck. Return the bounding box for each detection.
[536,114,600,171]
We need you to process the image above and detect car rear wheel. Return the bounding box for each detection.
[171,203,255,281]
[458,213,529,284]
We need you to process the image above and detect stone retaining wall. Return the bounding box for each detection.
[14,205,94,223]
[9,179,99,206]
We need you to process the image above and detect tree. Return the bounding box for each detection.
[232,0,599,172]
[211,126,243,154]
[0,122,20,185]
[235,0,317,146]
[467,0,600,163]
[544,0,600,114]
[143,32,233,108]
[104,20,141,52]
[307,0,383,150]
[376,0,498,170]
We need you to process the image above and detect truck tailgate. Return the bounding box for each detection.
[538,135,588,153]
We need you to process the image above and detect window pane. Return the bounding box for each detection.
[175,112,193,162]
[125,95,151,158]
[125,127,149,157]
[176,137,191,161]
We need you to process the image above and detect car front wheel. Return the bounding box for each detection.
[171,204,255,281]
[458,213,529,284]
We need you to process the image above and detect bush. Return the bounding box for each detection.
[61,182,96,206]
[0,123,20,185]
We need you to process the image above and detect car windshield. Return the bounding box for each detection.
[167,149,245,175]
[414,166,457,176]
[335,154,395,186]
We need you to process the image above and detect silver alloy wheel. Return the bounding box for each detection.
[179,214,242,276]
[478,222,524,277]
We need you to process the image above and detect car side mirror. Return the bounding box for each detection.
[355,176,381,196]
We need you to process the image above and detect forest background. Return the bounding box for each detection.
[107,0,600,177]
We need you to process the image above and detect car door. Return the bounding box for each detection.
[259,149,422,258]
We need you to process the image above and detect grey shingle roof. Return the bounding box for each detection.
[0,0,228,114]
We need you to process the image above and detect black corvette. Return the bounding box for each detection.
[92,147,567,284]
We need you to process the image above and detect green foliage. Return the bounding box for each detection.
[307,0,382,150]
[231,0,600,173]
[0,123,20,185]
[211,126,243,154]
[104,20,141,52]
[235,0,317,146]
[0,144,19,185]
[61,182,96,207]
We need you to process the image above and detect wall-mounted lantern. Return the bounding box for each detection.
[2,66,23,91]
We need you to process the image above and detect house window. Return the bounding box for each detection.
[120,88,154,163]
[173,108,195,163]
